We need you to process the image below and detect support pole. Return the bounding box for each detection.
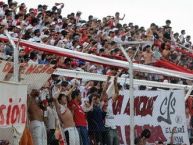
[185,85,193,101]
[133,44,140,60]
[4,30,19,145]
[54,69,191,90]
[4,30,19,82]
[119,45,134,145]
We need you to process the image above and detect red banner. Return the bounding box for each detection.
[154,59,193,74]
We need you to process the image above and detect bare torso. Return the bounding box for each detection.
[162,49,170,59]
[143,52,153,64]
[60,106,75,129]
[28,99,44,121]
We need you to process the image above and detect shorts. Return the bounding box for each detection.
[64,127,80,145]
[30,120,47,145]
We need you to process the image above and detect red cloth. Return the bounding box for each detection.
[187,97,193,116]
[154,59,193,74]
[79,34,88,44]
[176,47,193,59]
[106,71,114,76]
[68,100,87,127]
[24,47,32,54]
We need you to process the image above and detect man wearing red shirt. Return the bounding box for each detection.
[68,89,90,145]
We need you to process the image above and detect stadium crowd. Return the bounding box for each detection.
[0,0,193,84]
[0,0,193,145]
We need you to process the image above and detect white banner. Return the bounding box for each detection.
[0,81,27,145]
[0,60,54,92]
[112,90,189,145]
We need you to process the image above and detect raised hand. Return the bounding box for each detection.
[107,76,111,82]
[114,76,117,83]
[52,86,61,100]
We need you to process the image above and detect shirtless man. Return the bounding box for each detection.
[28,89,47,145]
[114,12,125,25]
[162,44,171,60]
[53,90,80,145]
[142,45,153,65]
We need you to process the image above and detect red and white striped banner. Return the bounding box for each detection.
[0,36,193,80]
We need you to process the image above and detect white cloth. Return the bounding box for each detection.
[105,98,116,129]
[114,36,123,44]
[47,106,58,130]
[179,34,185,43]
[30,120,47,145]
[32,36,41,42]
[63,127,80,145]
[60,104,68,114]
[28,59,38,64]
[105,81,116,129]
[0,8,5,17]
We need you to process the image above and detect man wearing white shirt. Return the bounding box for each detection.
[32,29,41,42]
[179,30,186,44]
[113,30,123,44]
[28,51,39,64]
[184,35,192,48]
